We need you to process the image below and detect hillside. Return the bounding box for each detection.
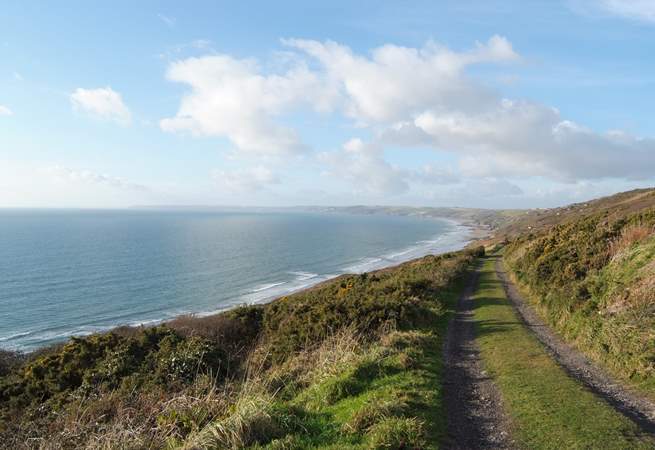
[2,188,655,449]
[489,188,655,242]
[501,187,655,396]
[0,250,479,449]
[303,205,524,234]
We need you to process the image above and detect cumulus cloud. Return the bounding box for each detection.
[385,98,655,181]
[71,87,132,125]
[162,36,655,191]
[0,105,13,116]
[319,137,522,198]
[319,138,409,195]
[283,35,517,124]
[212,166,280,192]
[160,55,337,156]
[43,165,147,191]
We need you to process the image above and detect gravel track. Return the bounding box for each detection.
[442,267,515,449]
[495,256,655,435]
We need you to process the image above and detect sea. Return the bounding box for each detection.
[0,209,471,351]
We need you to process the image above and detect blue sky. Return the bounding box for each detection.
[1,0,654,208]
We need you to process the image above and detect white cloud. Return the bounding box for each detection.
[158,13,176,27]
[284,35,517,124]
[70,87,132,125]
[162,37,655,193]
[0,105,13,116]
[411,164,461,185]
[598,0,655,22]
[319,138,409,195]
[385,98,655,181]
[43,165,148,191]
[0,161,154,208]
[319,137,523,198]
[212,166,280,192]
[161,55,337,156]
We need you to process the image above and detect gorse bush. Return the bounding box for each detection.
[505,207,655,385]
[1,327,230,409]
[0,250,474,448]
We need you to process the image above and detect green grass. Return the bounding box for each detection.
[503,207,655,393]
[473,255,655,450]
[1,251,478,448]
[248,275,469,449]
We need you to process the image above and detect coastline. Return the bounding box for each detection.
[2,217,482,352]
[162,217,479,319]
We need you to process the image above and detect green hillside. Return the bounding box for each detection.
[3,188,655,449]
[0,250,479,449]
[503,188,655,397]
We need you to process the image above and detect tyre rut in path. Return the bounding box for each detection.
[495,257,655,434]
[442,267,514,449]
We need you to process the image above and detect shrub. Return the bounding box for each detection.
[0,349,23,377]
[261,253,472,362]
[504,207,655,382]
[0,250,474,446]
[467,245,486,258]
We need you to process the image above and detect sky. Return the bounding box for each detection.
[1,0,655,209]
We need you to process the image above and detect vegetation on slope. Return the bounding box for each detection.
[0,249,480,449]
[473,256,654,449]
[503,190,655,395]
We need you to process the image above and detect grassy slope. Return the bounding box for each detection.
[250,275,467,449]
[491,188,655,242]
[0,251,478,449]
[473,256,654,450]
[503,201,655,399]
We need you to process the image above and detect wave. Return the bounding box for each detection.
[0,330,33,342]
[288,271,318,281]
[237,219,473,306]
[4,219,474,352]
[250,281,286,293]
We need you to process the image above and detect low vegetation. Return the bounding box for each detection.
[0,248,479,448]
[503,197,655,396]
[473,256,654,449]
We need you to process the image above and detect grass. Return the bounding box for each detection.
[504,207,655,399]
[472,255,655,449]
[243,273,469,449]
[0,250,477,448]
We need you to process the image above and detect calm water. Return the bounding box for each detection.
[0,209,470,350]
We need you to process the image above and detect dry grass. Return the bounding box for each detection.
[180,380,277,449]
[250,326,365,395]
[608,224,653,259]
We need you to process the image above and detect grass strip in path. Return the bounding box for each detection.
[473,255,655,450]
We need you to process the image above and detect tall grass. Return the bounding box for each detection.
[0,251,474,448]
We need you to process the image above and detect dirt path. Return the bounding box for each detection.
[495,257,655,434]
[442,267,515,449]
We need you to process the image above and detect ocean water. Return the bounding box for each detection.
[0,209,471,351]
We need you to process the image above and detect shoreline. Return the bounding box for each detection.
[2,218,483,352]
